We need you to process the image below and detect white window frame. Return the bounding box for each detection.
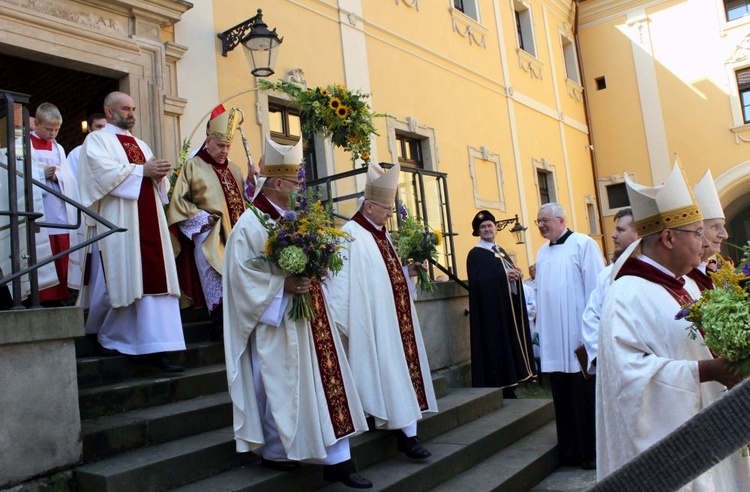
[584,194,600,236]
[560,33,580,84]
[513,0,536,57]
[597,172,636,217]
[532,158,558,205]
[452,0,480,23]
[386,116,439,171]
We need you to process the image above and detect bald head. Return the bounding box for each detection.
[103,91,136,130]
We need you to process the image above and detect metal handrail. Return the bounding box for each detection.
[1,89,126,309]
[308,163,467,290]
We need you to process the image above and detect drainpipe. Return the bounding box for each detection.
[574,0,610,260]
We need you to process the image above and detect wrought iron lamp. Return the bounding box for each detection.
[496,214,528,245]
[218,9,283,77]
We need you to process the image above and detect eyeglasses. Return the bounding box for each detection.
[534,217,561,226]
[368,201,395,213]
[279,177,302,187]
[670,227,704,239]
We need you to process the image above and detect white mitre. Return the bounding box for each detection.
[263,136,303,178]
[693,170,724,220]
[364,162,400,204]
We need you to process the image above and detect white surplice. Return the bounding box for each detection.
[328,219,438,431]
[596,257,750,489]
[580,263,614,374]
[77,124,183,355]
[535,230,604,373]
[222,206,367,461]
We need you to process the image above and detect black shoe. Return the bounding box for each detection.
[323,460,372,489]
[260,457,300,472]
[98,345,120,357]
[396,432,432,460]
[158,354,184,373]
[581,459,597,470]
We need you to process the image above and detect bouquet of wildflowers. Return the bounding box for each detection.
[259,79,384,167]
[676,242,750,376]
[167,139,191,204]
[253,169,352,321]
[391,204,443,294]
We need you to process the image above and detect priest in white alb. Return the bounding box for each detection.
[329,162,438,461]
[222,137,371,489]
[596,163,749,489]
[77,91,185,370]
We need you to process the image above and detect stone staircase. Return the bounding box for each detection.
[73,310,559,491]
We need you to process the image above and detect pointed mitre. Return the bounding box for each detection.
[625,162,703,237]
[364,162,400,204]
[263,136,303,179]
[693,170,724,220]
[208,104,240,142]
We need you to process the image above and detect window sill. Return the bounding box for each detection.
[517,48,543,79]
[565,78,584,102]
[450,7,487,48]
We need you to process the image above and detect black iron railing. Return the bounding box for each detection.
[308,163,467,291]
[1,89,125,309]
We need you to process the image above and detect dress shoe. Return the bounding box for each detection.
[260,457,300,472]
[396,432,432,460]
[158,354,184,373]
[581,458,597,470]
[323,459,372,489]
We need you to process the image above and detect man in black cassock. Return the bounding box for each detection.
[466,210,536,399]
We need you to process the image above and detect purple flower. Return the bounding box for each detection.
[398,203,408,221]
[283,210,297,222]
[742,263,750,277]
[675,300,697,320]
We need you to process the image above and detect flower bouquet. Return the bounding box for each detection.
[253,170,352,321]
[391,204,443,294]
[677,242,750,376]
[258,79,384,167]
[167,139,191,203]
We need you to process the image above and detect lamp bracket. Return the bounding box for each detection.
[218,9,263,57]
[496,214,521,232]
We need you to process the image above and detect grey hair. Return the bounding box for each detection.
[538,202,566,220]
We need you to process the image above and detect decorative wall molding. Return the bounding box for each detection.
[407,116,419,133]
[565,78,584,102]
[531,157,559,204]
[450,8,487,48]
[468,146,505,210]
[286,67,308,88]
[598,172,636,217]
[386,115,439,170]
[727,33,750,64]
[517,49,543,79]
[395,0,419,10]
[731,124,750,143]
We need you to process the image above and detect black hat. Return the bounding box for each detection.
[472,210,496,236]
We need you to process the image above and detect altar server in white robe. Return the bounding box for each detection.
[329,162,438,461]
[597,163,749,489]
[535,202,604,469]
[686,170,729,293]
[77,92,184,369]
[222,137,371,489]
[580,207,638,374]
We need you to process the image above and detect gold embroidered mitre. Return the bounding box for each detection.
[263,136,303,179]
[208,104,240,142]
[625,161,703,237]
[364,161,400,204]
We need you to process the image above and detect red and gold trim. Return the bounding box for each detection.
[309,282,356,438]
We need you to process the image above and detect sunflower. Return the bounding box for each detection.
[336,105,350,118]
[346,133,359,143]
[320,88,330,97]
[329,97,342,110]
[434,230,443,246]
[361,152,370,161]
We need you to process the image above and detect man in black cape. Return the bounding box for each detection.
[466,210,536,398]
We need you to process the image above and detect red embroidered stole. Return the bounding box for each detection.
[616,258,695,306]
[252,193,281,221]
[309,282,355,438]
[687,268,714,293]
[198,149,245,226]
[115,133,168,294]
[30,134,53,151]
[352,212,428,410]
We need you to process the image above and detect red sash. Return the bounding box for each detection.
[616,257,695,306]
[309,282,356,438]
[197,149,245,226]
[352,212,429,410]
[115,134,168,294]
[686,268,713,293]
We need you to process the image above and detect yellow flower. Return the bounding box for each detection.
[329,97,342,110]
[435,230,443,246]
[265,240,273,256]
[361,152,370,161]
[337,106,350,118]
[320,89,330,97]
[346,133,359,143]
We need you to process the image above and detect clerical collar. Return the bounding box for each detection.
[197,148,228,169]
[549,229,573,246]
[103,122,130,136]
[252,192,284,220]
[352,211,387,239]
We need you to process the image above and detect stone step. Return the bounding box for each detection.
[75,427,245,492]
[78,363,228,420]
[75,387,502,492]
[431,421,558,492]
[77,341,225,388]
[315,399,555,492]
[82,392,232,463]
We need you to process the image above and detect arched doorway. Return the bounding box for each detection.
[715,161,750,263]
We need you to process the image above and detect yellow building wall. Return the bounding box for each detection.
[177,0,603,277]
